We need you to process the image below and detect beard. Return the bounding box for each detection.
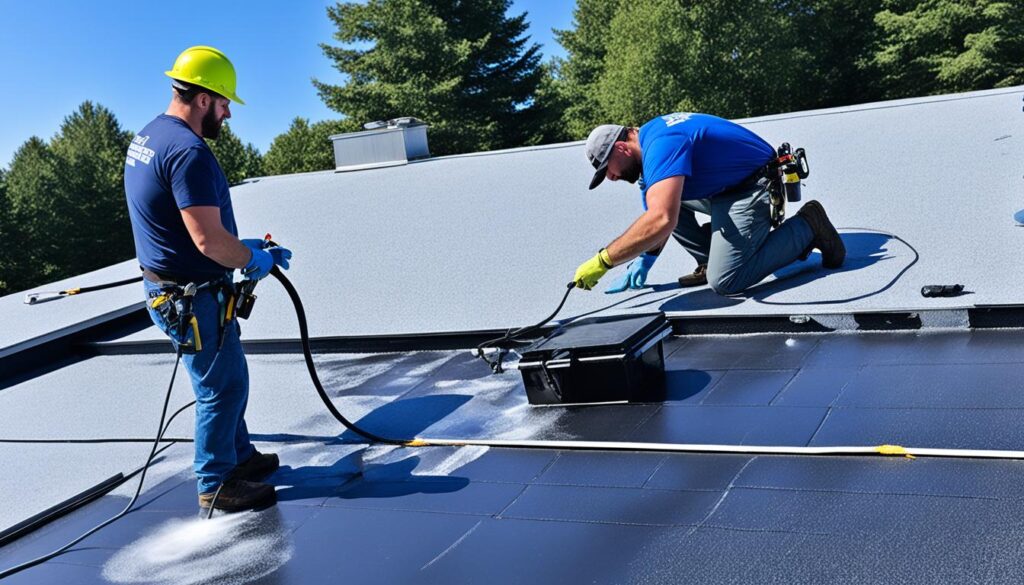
[201,105,224,139]
[619,159,642,184]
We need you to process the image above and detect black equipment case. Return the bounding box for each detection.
[517,312,672,405]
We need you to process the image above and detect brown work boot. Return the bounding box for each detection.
[230,450,280,482]
[796,200,845,269]
[198,478,276,513]
[678,264,708,287]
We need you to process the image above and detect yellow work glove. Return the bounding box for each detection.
[573,249,614,290]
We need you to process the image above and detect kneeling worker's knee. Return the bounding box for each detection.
[707,272,745,296]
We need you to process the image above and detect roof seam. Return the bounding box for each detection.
[728,484,1004,502]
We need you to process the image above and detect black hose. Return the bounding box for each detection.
[1,269,573,577]
[269,266,404,445]
[70,276,143,295]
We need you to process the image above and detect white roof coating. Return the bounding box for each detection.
[4,86,1023,344]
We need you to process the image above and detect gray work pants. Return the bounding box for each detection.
[671,183,814,295]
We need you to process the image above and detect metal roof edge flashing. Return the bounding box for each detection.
[424,141,585,162]
[0,302,147,360]
[734,85,1023,125]
[0,305,150,387]
[333,159,411,173]
[86,327,553,356]
[82,305,1024,356]
[670,305,1024,335]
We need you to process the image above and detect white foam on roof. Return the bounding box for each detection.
[102,508,293,585]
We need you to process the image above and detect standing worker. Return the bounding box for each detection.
[124,46,292,513]
[573,113,844,294]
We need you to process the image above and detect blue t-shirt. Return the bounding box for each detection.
[124,114,237,280]
[639,113,774,206]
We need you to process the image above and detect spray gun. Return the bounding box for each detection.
[775,143,810,203]
[234,234,277,320]
[769,143,811,228]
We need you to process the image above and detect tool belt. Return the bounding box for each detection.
[766,143,809,227]
[723,144,810,228]
[147,282,204,355]
[716,144,811,228]
[142,267,243,355]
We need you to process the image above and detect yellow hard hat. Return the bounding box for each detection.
[164,46,245,105]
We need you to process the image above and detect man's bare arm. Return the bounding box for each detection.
[180,206,252,269]
[604,176,684,265]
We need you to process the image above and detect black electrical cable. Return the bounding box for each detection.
[753,227,920,306]
[0,401,198,446]
[0,437,193,444]
[0,349,184,580]
[474,282,575,373]
[2,268,576,577]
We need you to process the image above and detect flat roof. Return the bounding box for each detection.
[5,328,1024,582]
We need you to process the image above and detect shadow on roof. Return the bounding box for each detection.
[339,394,472,442]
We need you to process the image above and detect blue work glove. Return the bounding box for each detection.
[605,253,658,294]
[241,240,274,280]
[241,238,267,249]
[241,238,293,271]
[267,246,292,270]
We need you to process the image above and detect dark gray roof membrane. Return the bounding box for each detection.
[5,445,1024,584]
[6,327,1024,542]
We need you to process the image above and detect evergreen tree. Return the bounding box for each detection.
[527,62,573,145]
[5,137,64,289]
[48,101,135,278]
[0,168,14,294]
[552,0,623,139]
[264,117,358,176]
[797,0,886,108]
[553,0,889,132]
[314,0,547,155]
[5,102,134,291]
[207,122,265,185]
[868,0,1024,97]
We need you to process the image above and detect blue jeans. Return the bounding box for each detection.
[143,279,255,495]
[671,183,814,295]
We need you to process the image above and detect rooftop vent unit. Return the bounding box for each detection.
[328,117,430,172]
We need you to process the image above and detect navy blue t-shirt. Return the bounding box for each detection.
[124,115,237,280]
[639,113,774,207]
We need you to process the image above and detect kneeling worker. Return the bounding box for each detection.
[124,46,292,513]
[573,113,844,294]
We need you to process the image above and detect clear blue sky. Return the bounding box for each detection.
[0,1,577,170]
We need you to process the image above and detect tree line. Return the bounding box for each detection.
[1,0,1021,295]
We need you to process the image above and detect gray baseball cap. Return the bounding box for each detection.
[585,124,626,190]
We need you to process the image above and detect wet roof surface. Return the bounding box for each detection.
[5,328,1024,583]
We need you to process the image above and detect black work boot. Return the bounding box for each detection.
[198,479,276,513]
[230,451,280,482]
[796,200,845,269]
[678,264,708,287]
